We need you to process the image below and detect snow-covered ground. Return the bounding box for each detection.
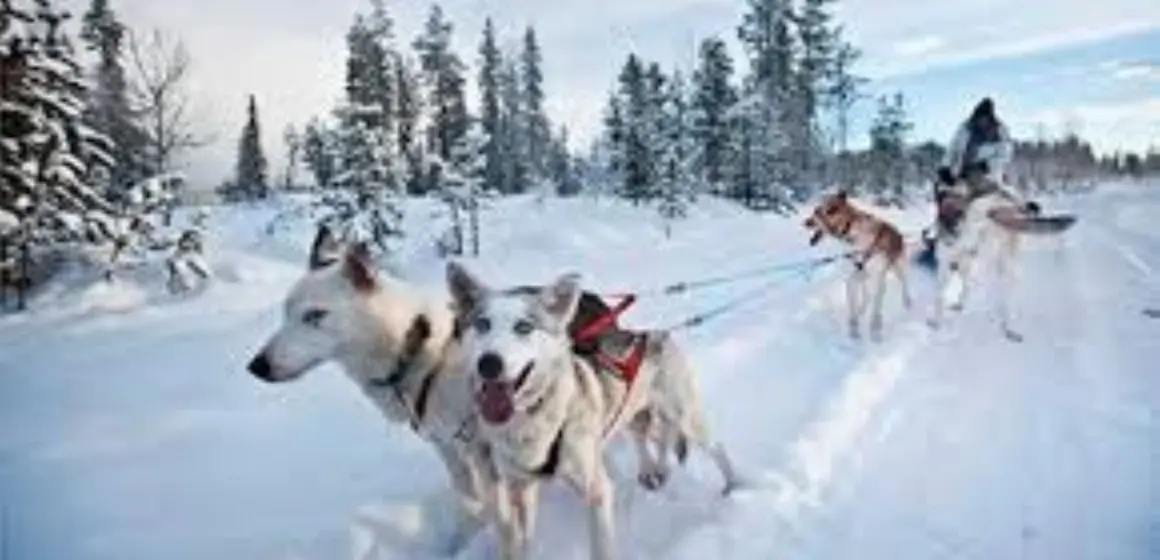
[1,185,1157,560]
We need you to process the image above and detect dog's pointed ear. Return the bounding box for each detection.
[343,244,376,293]
[835,189,849,202]
[539,272,582,327]
[309,225,343,270]
[447,261,486,315]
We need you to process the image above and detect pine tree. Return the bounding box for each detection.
[521,26,549,182]
[442,121,487,256]
[394,54,422,193]
[616,54,650,204]
[477,18,502,193]
[497,56,526,193]
[795,0,840,183]
[1,0,117,243]
[343,6,393,137]
[736,0,798,209]
[657,70,696,237]
[547,126,580,196]
[80,0,147,197]
[234,94,268,200]
[867,93,912,204]
[413,4,468,177]
[599,91,626,194]
[302,117,337,188]
[691,37,737,193]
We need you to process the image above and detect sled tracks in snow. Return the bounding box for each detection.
[765,322,930,518]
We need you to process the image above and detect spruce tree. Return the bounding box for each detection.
[521,26,549,182]
[80,0,147,197]
[616,54,650,204]
[302,117,337,189]
[867,93,912,204]
[394,55,422,193]
[1,0,117,243]
[413,4,468,168]
[234,94,268,200]
[477,18,502,193]
[691,37,737,194]
[497,57,526,193]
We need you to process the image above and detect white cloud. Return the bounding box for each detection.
[890,35,946,58]
[1105,60,1160,81]
[1021,97,1160,152]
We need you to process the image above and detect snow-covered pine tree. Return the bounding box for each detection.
[412,3,468,194]
[330,114,403,255]
[691,37,737,196]
[233,94,268,201]
[302,117,337,189]
[642,62,668,200]
[1,0,117,245]
[394,54,423,193]
[477,17,502,194]
[728,86,792,212]
[867,92,912,205]
[547,125,580,196]
[520,26,549,183]
[616,54,650,204]
[794,0,840,186]
[737,0,800,209]
[497,56,526,194]
[342,5,399,192]
[598,91,626,194]
[441,120,486,256]
[80,0,148,198]
[327,6,405,257]
[656,70,697,238]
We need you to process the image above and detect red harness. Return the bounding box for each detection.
[571,294,647,384]
[571,294,649,437]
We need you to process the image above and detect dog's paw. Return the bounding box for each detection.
[925,317,941,330]
[1003,328,1024,343]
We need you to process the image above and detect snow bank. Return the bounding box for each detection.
[0,189,1155,560]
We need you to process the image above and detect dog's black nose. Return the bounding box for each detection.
[477,353,504,380]
[248,353,275,382]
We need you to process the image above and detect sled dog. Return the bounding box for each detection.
[246,227,494,555]
[446,262,739,560]
[928,177,1068,342]
[804,190,912,340]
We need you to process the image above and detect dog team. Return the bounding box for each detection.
[246,97,1072,559]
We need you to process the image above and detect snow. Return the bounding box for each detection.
[0,188,1157,560]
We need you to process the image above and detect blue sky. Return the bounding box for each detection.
[98,0,1160,186]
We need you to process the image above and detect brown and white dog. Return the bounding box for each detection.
[804,190,912,340]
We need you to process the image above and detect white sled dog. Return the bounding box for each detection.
[246,227,495,555]
[446,262,739,560]
[928,179,1068,342]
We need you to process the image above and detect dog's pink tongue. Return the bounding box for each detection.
[476,381,515,425]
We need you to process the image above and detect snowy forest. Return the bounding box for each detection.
[3,0,1160,309]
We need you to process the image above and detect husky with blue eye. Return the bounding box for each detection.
[446,262,739,560]
[245,226,496,556]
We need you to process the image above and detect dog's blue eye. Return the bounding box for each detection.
[513,319,534,336]
[473,316,491,334]
[303,309,328,327]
